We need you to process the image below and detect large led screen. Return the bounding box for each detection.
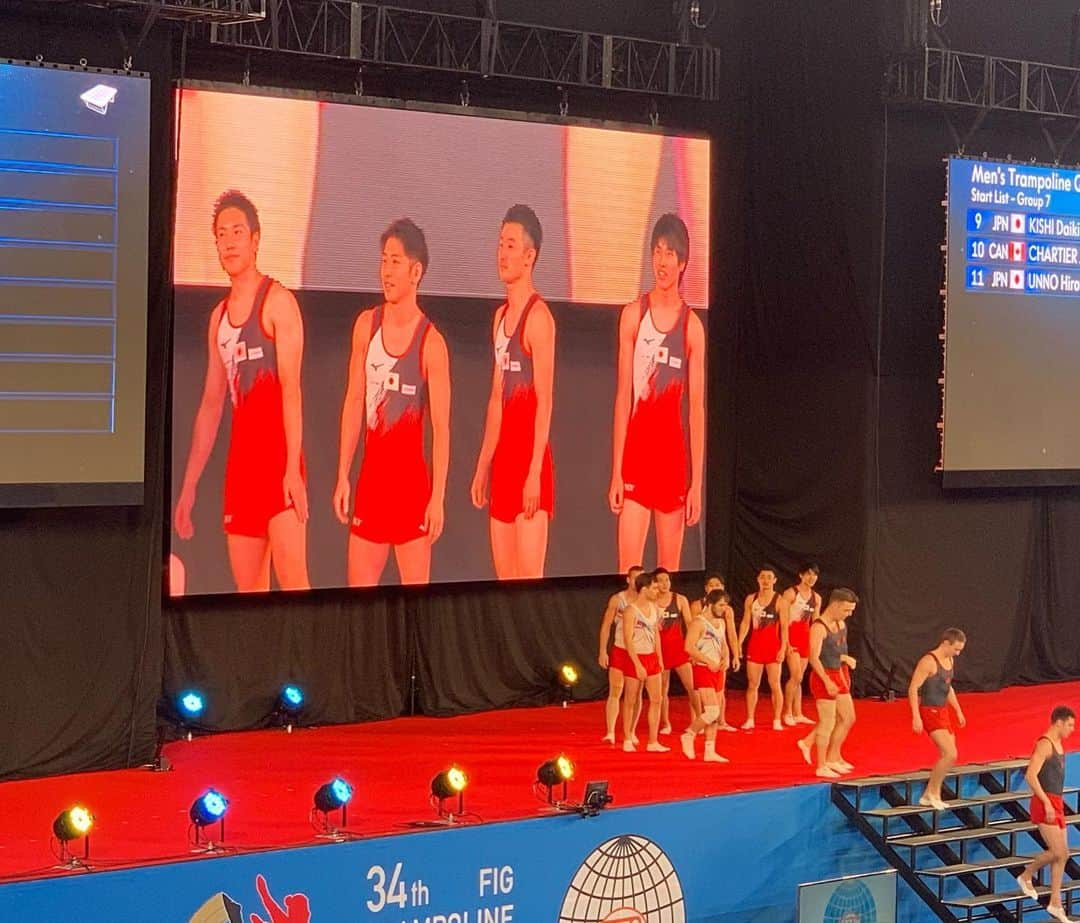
[170,86,710,594]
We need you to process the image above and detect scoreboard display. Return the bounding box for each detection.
[944,156,1080,486]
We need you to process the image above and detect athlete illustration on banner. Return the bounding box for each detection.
[189,874,310,923]
[333,219,451,586]
[470,205,556,579]
[173,190,310,592]
[609,213,705,572]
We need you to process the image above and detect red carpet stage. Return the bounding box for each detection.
[2,682,1077,884]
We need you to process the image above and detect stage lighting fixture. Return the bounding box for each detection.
[556,662,580,706]
[430,766,468,822]
[179,690,205,719]
[189,789,229,850]
[275,683,305,732]
[52,805,93,867]
[312,777,353,839]
[536,755,574,806]
[580,780,613,818]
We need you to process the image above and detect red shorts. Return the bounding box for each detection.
[621,394,688,514]
[351,428,431,545]
[489,389,554,524]
[920,705,955,736]
[609,647,660,677]
[660,624,690,668]
[692,663,725,692]
[747,625,782,664]
[1031,794,1066,829]
[223,418,303,538]
[810,666,851,700]
[788,620,810,658]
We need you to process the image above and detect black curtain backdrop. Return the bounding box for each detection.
[10,0,1080,782]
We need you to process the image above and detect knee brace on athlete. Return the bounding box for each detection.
[702,705,721,724]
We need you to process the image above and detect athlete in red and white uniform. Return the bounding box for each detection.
[797,589,859,778]
[471,205,555,579]
[781,564,821,727]
[654,567,697,734]
[610,213,705,573]
[1017,707,1077,923]
[680,588,740,761]
[908,628,967,809]
[334,220,450,586]
[620,571,669,753]
[600,565,645,744]
[737,565,787,730]
[173,191,309,592]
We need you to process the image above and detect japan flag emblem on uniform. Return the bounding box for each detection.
[1010,214,1026,234]
[1009,269,1025,290]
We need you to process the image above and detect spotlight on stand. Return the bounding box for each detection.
[312,777,353,840]
[556,662,580,706]
[51,805,93,869]
[189,789,229,852]
[150,689,206,771]
[535,755,574,809]
[430,767,468,823]
[176,689,205,739]
[579,781,613,818]
[275,684,305,732]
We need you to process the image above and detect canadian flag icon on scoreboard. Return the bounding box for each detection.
[1010,213,1026,233]
[1009,269,1025,289]
[1009,241,1026,261]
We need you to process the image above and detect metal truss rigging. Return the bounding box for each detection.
[49,0,266,24]
[206,0,721,100]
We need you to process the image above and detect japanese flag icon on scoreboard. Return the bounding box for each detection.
[1010,214,1026,234]
[1010,269,1025,289]
[1009,241,1026,262]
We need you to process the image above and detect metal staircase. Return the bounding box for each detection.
[832,760,1080,923]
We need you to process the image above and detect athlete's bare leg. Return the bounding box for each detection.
[643,673,667,749]
[765,661,784,727]
[617,499,651,573]
[654,507,686,571]
[926,728,957,801]
[394,535,432,585]
[268,508,310,590]
[783,649,808,721]
[675,661,698,727]
[744,661,764,727]
[513,511,549,579]
[681,687,726,761]
[1019,824,1069,913]
[169,553,187,597]
[827,694,856,766]
[806,699,837,773]
[227,534,271,592]
[604,668,625,742]
[621,676,643,749]
[660,670,673,732]
[631,685,643,744]
[347,534,391,587]
[489,518,518,579]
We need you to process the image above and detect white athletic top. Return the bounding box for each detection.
[612,592,629,649]
[694,615,726,665]
[790,588,816,623]
[628,602,659,655]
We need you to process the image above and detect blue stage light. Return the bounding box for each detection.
[189,789,229,827]
[314,777,353,813]
[178,690,205,719]
[280,684,304,713]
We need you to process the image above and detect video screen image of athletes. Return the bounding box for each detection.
[169,87,711,595]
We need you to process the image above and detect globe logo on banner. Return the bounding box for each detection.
[558,834,685,923]
[823,880,877,923]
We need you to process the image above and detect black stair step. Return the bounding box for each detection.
[862,788,1080,818]
[840,759,1031,789]
[918,848,1080,877]
[891,815,1080,848]
[942,879,1080,908]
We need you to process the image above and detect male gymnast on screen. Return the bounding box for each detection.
[333,219,450,586]
[173,190,310,592]
[609,213,705,572]
[470,205,555,579]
